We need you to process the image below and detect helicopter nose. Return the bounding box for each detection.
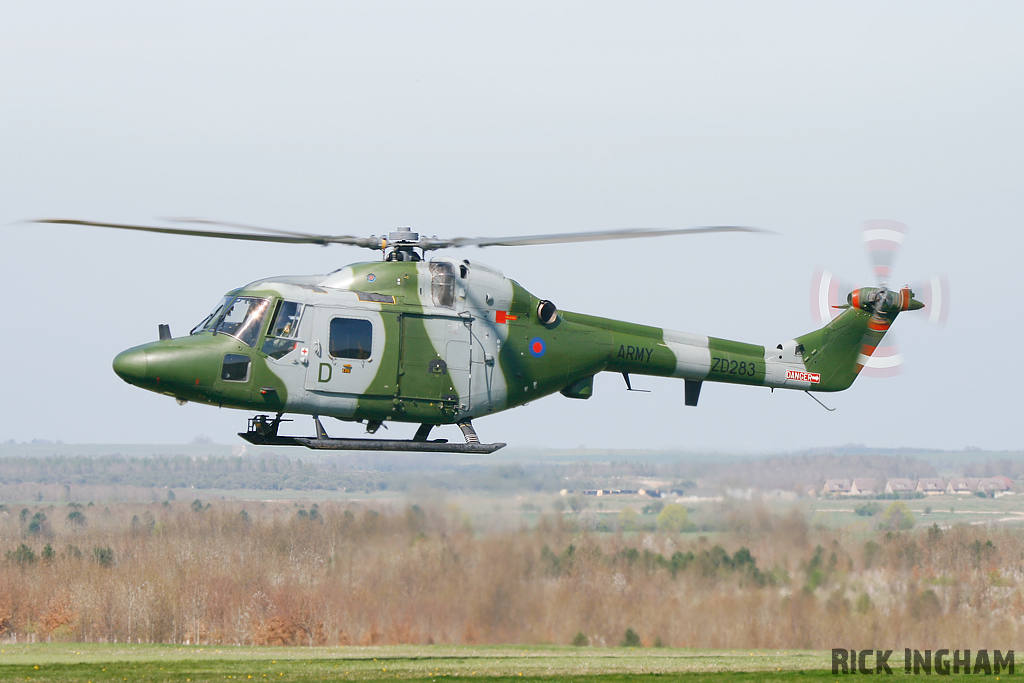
[112,347,148,385]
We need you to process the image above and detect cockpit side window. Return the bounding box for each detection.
[430,262,456,308]
[213,297,271,347]
[261,300,304,359]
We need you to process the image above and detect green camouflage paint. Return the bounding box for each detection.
[111,260,920,437]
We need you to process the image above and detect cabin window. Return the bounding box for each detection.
[261,300,304,359]
[213,297,271,347]
[221,354,251,382]
[430,262,456,308]
[329,318,372,360]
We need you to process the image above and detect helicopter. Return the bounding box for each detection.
[38,218,926,453]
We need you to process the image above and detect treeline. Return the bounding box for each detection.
[0,499,1021,648]
[966,458,1024,480]
[0,454,360,491]
[0,452,1015,496]
[0,455,552,493]
[692,453,939,491]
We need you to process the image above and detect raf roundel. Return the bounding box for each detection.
[366,273,376,282]
[528,337,546,358]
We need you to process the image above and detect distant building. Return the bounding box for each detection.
[822,479,851,496]
[885,478,915,494]
[850,478,879,496]
[947,477,981,494]
[979,477,1013,496]
[916,478,947,496]
[990,476,1014,490]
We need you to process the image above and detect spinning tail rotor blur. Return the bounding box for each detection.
[810,220,950,377]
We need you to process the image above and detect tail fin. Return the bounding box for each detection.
[796,286,922,392]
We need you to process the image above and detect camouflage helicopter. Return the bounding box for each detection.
[40,219,927,453]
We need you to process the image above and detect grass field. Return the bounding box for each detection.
[808,493,1024,529]
[0,644,848,682]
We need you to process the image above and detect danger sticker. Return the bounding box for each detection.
[787,369,821,383]
[495,310,518,324]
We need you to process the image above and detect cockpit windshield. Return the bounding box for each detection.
[213,297,271,347]
[192,296,271,347]
[191,296,232,335]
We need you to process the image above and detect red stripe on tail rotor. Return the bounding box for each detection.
[862,219,907,286]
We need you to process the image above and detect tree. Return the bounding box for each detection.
[27,511,48,536]
[854,503,880,516]
[93,546,115,568]
[656,504,689,533]
[7,543,36,565]
[578,510,599,531]
[617,507,640,532]
[642,500,664,515]
[620,627,641,647]
[880,501,915,531]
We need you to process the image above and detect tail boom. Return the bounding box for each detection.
[548,283,920,408]
[560,304,904,400]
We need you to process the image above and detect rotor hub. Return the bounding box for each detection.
[848,285,923,315]
[387,226,419,244]
[384,227,423,261]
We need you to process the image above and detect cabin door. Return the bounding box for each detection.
[398,314,471,410]
[304,308,386,395]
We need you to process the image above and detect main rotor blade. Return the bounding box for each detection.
[163,217,330,241]
[423,225,771,250]
[34,219,771,252]
[33,219,383,248]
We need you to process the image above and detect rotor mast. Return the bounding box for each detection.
[383,226,423,261]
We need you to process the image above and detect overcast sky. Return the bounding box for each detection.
[2,1,1021,452]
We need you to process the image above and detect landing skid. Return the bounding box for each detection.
[239,415,506,454]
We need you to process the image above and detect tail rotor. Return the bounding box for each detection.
[810,269,851,324]
[862,219,907,286]
[917,274,951,326]
[810,220,948,377]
